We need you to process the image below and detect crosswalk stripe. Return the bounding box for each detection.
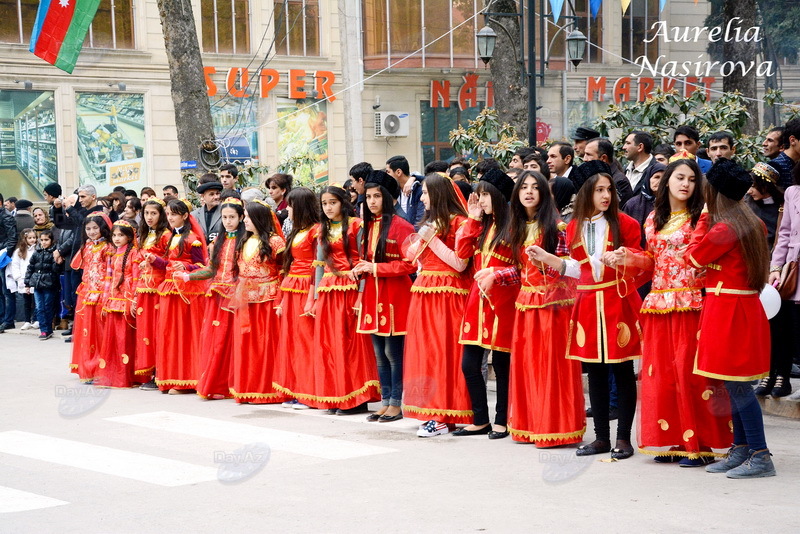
[0,431,218,487]
[0,486,69,514]
[107,411,398,460]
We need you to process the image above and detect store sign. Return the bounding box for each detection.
[204,68,337,102]
[429,74,494,110]
[585,76,717,104]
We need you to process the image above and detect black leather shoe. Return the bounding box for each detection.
[576,440,611,456]
[585,406,592,418]
[452,425,491,436]
[611,447,634,460]
[378,413,403,423]
[62,329,73,337]
[336,403,369,415]
[366,413,382,422]
[488,430,509,440]
[64,337,72,343]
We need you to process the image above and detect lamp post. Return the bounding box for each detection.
[477,1,588,146]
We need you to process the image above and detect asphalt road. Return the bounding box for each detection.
[1,330,798,533]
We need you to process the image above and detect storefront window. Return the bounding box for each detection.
[210,95,259,173]
[0,90,57,199]
[201,0,251,54]
[76,92,147,195]
[622,0,659,64]
[420,100,483,166]
[86,0,136,49]
[277,98,328,185]
[273,0,320,56]
[363,0,477,69]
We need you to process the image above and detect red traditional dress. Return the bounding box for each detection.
[565,213,644,363]
[70,239,113,381]
[402,216,473,424]
[686,216,770,381]
[630,211,730,459]
[96,244,140,388]
[153,230,208,392]
[229,233,286,404]
[357,216,416,335]
[296,219,380,409]
[504,222,586,446]
[195,232,238,399]
[272,226,318,398]
[133,228,170,381]
[456,217,518,352]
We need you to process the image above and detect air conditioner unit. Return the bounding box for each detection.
[375,112,410,137]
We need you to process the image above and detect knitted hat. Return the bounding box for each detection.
[43,183,62,197]
[365,170,401,199]
[572,160,612,190]
[706,158,752,201]
[479,167,515,202]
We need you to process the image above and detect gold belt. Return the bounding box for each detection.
[706,282,757,296]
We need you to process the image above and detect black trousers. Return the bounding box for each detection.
[586,361,636,442]
[462,345,510,426]
[770,301,799,378]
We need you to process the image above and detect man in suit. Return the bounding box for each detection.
[623,131,659,197]
[192,178,223,244]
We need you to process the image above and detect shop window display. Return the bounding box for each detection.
[420,100,483,167]
[210,95,259,176]
[276,98,328,185]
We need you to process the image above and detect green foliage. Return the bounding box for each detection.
[593,88,782,169]
[449,108,525,169]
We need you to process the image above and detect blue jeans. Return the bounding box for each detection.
[0,269,15,326]
[63,269,81,312]
[726,381,768,451]
[372,335,404,406]
[34,290,59,335]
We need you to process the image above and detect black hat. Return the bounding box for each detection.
[365,170,401,199]
[572,127,600,141]
[480,167,515,202]
[15,199,33,210]
[706,158,752,201]
[43,183,62,197]
[572,160,612,190]
[196,181,223,194]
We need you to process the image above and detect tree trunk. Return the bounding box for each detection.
[484,0,528,141]
[723,0,759,135]
[156,0,219,168]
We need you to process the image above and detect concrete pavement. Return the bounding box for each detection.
[1,330,798,533]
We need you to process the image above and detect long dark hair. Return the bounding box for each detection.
[572,173,621,249]
[319,186,355,272]
[112,221,136,289]
[653,159,704,233]
[475,181,510,252]
[361,184,395,263]
[242,201,277,261]
[138,200,169,247]
[706,189,769,290]
[80,213,112,248]
[499,170,559,266]
[283,187,320,273]
[165,199,191,257]
[419,173,467,237]
[211,201,245,275]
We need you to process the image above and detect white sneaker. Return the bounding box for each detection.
[281,399,298,408]
[31,321,39,329]
[20,322,32,331]
[292,402,310,410]
[416,420,450,438]
[787,389,800,401]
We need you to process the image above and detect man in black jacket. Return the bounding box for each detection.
[0,193,19,333]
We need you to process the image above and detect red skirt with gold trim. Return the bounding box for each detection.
[71,303,103,381]
[272,288,316,399]
[196,294,234,399]
[134,292,159,380]
[230,300,285,404]
[155,294,201,391]
[508,304,585,445]
[638,311,731,457]
[95,312,137,388]
[402,290,472,424]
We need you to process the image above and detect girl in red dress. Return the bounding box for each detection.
[228,200,286,404]
[134,199,171,389]
[452,168,517,439]
[612,159,731,466]
[529,162,643,459]
[685,158,775,478]
[402,173,473,437]
[177,197,245,399]
[301,186,379,413]
[486,170,585,447]
[96,220,139,388]
[351,171,416,422]
[145,199,208,394]
[273,187,320,409]
[70,212,114,382]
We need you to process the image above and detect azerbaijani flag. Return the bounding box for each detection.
[29,0,102,74]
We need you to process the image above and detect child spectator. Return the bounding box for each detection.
[24,230,63,339]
